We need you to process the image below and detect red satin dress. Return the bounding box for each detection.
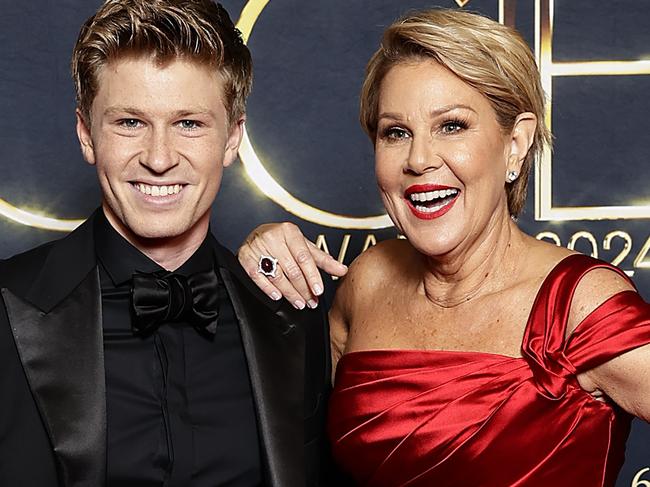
[328,255,650,487]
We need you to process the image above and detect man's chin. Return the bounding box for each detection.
[128,223,193,241]
[103,203,210,245]
[111,215,194,243]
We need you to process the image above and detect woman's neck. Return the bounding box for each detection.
[420,213,527,308]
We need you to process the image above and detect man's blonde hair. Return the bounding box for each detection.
[71,0,252,125]
[360,9,551,216]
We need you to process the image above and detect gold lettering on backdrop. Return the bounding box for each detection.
[315,230,648,276]
[535,231,562,246]
[362,234,377,252]
[603,231,632,267]
[315,233,353,280]
[315,233,379,278]
[315,234,331,256]
[567,231,598,258]
[533,230,650,277]
[337,234,352,263]
[499,0,516,26]
[632,467,650,487]
[315,234,352,264]
[535,0,650,221]
[633,236,650,269]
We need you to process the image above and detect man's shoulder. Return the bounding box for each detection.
[0,216,96,296]
[0,240,58,284]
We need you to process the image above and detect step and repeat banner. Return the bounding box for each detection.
[0,0,648,484]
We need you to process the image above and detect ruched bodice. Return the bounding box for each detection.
[328,255,650,486]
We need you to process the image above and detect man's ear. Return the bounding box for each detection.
[506,112,537,176]
[76,109,96,166]
[222,115,246,168]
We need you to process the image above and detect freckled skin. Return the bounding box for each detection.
[374,60,513,262]
[76,56,244,268]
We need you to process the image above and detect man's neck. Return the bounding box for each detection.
[102,207,211,271]
[134,232,209,271]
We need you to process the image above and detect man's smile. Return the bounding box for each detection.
[132,182,185,197]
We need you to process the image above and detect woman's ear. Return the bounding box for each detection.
[506,112,537,180]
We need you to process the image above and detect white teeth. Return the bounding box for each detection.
[415,202,445,213]
[134,183,183,197]
[408,188,458,204]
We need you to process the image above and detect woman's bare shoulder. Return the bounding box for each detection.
[347,238,414,286]
[333,239,414,310]
[329,239,415,369]
[568,263,636,333]
[524,236,636,332]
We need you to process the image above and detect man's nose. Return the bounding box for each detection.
[140,129,178,173]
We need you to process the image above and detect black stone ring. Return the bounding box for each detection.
[257,255,279,278]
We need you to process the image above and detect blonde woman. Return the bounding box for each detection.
[240,9,650,486]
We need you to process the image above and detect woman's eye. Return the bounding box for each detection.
[441,121,465,134]
[384,127,410,141]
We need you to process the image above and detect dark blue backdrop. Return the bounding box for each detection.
[1,1,648,484]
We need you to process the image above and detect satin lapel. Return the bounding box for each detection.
[24,212,97,312]
[2,268,106,487]
[213,240,304,487]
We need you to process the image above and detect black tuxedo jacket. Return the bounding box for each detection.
[0,213,332,487]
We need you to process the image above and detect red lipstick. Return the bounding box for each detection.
[404,184,459,220]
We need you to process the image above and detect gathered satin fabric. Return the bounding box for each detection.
[328,255,650,487]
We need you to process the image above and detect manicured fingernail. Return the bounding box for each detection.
[294,300,305,310]
[313,284,323,295]
[270,291,281,301]
[307,299,318,309]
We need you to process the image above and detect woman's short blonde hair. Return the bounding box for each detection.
[71,0,252,125]
[360,8,551,216]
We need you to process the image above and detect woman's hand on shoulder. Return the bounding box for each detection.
[238,222,348,309]
[571,267,650,421]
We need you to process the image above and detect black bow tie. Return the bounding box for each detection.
[130,269,221,337]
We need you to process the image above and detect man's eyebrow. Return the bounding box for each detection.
[171,109,216,119]
[378,104,478,121]
[103,107,217,118]
[103,106,146,117]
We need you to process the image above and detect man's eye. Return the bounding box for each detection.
[178,120,200,130]
[119,119,142,129]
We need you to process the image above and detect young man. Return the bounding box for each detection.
[0,1,331,485]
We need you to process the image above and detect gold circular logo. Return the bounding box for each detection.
[236,0,392,229]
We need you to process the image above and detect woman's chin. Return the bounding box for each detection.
[403,233,462,260]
